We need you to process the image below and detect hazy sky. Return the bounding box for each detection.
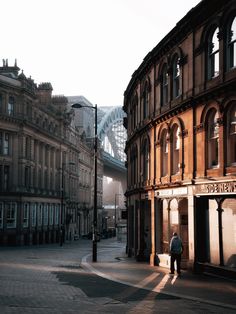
[1,0,200,107]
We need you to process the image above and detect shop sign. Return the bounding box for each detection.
[195,181,236,194]
[155,187,187,197]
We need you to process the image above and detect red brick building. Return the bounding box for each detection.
[123,0,236,276]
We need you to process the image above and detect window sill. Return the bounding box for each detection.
[225,165,236,175]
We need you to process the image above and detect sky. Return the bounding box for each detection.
[1,0,200,107]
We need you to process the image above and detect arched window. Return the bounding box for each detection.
[142,139,149,182]
[207,109,219,168]
[227,17,236,70]
[208,27,220,79]
[227,104,236,166]
[130,145,138,185]
[142,81,149,120]
[171,125,180,174]
[172,56,180,98]
[161,130,168,177]
[161,65,168,106]
[131,95,138,131]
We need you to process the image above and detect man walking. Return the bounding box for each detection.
[169,232,183,275]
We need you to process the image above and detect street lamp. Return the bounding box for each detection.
[60,162,75,247]
[72,102,98,262]
[114,193,121,229]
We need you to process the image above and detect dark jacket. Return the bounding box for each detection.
[170,235,183,254]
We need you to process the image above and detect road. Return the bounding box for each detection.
[0,238,235,313]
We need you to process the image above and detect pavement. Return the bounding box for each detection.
[82,238,236,311]
[0,237,236,313]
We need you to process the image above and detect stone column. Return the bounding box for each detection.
[150,191,156,266]
[216,197,224,266]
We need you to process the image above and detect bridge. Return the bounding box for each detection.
[98,106,127,191]
[67,96,127,189]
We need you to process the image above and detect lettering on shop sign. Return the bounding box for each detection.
[196,182,236,194]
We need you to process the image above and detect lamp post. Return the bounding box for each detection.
[72,102,98,262]
[60,162,75,247]
[114,193,121,229]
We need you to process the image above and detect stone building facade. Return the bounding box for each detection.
[0,60,103,245]
[124,0,236,276]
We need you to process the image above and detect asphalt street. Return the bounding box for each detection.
[0,238,235,313]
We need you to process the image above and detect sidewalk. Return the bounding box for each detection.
[82,239,236,311]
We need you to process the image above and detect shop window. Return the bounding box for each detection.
[161,130,168,176]
[6,202,17,228]
[23,203,29,228]
[161,65,168,106]
[227,104,236,166]
[207,110,219,168]
[207,27,220,79]
[172,56,180,98]
[171,125,180,174]
[227,17,236,70]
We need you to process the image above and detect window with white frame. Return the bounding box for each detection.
[171,125,180,174]
[0,132,10,155]
[161,65,168,106]
[227,16,236,70]
[55,204,59,225]
[172,56,180,98]
[31,203,37,227]
[8,96,14,116]
[161,130,168,176]
[38,203,43,226]
[207,109,219,168]
[49,204,54,225]
[208,27,220,79]
[3,133,9,155]
[43,204,48,226]
[0,202,3,228]
[227,104,236,166]
[6,202,17,228]
[23,203,29,228]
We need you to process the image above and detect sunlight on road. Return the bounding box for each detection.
[153,274,170,292]
[137,272,160,288]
